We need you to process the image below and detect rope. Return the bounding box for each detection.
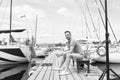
[94,0,105,29]
[94,0,111,40]
[98,0,118,42]
[75,0,92,38]
[85,0,100,40]
[80,3,92,39]
[0,0,8,28]
[0,0,3,6]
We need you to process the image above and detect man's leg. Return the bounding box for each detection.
[65,53,83,71]
[59,53,83,75]
[53,53,66,70]
[58,54,66,68]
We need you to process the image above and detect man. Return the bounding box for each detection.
[54,31,84,75]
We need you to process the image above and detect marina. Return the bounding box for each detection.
[0,0,120,80]
[28,50,120,80]
[0,53,120,80]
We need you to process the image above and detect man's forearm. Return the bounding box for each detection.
[63,51,72,54]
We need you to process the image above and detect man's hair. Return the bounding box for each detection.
[64,31,71,34]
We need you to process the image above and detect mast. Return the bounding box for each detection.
[98,16,101,41]
[9,0,12,43]
[35,14,38,45]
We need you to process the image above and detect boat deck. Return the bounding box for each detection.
[28,50,116,80]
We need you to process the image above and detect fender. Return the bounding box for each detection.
[96,46,106,57]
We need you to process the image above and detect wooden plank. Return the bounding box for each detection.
[66,60,76,80]
[59,70,67,80]
[68,59,103,80]
[35,54,53,80]
[42,54,55,80]
[30,51,107,80]
[84,66,115,80]
[68,61,83,80]
[78,66,101,80]
[35,66,48,80]
[53,54,60,80]
[50,54,56,80]
[66,71,75,80]
[49,68,54,80]
[28,53,53,80]
[69,67,83,80]
[53,52,67,80]
[49,60,55,80]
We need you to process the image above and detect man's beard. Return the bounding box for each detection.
[66,37,71,41]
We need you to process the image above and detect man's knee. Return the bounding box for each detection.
[61,53,66,59]
[66,54,73,58]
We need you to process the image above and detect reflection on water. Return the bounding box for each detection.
[93,62,120,80]
[93,62,120,74]
[0,57,45,80]
[0,63,29,80]
[0,61,120,80]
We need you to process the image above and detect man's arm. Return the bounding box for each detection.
[63,46,74,54]
[63,40,75,54]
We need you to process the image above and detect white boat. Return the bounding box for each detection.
[90,45,120,63]
[0,29,32,65]
[93,52,120,63]
[0,0,32,65]
[0,45,31,65]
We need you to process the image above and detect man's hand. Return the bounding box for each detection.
[55,52,63,57]
[55,51,68,57]
[55,50,64,57]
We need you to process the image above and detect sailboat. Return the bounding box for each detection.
[0,0,32,65]
[0,29,32,65]
[78,0,120,63]
[92,44,120,63]
[92,0,120,63]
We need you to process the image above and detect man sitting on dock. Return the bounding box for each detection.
[54,31,84,75]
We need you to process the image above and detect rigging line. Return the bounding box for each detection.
[76,0,92,38]
[94,0,111,40]
[84,0,100,40]
[94,0,105,29]
[84,12,92,39]
[99,0,118,42]
[9,0,12,43]
[35,14,38,44]
[0,0,3,6]
[0,0,8,28]
[81,10,84,38]
[80,3,92,39]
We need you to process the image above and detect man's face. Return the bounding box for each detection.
[65,32,71,40]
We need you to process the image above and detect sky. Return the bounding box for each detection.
[0,0,120,43]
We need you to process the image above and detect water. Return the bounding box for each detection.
[0,62,120,80]
[0,63,29,80]
[93,62,120,80]
[0,58,45,80]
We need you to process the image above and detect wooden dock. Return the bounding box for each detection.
[28,50,116,80]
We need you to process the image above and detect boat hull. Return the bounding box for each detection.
[93,52,120,63]
[0,45,31,65]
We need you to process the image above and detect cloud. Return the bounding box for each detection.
[1,0,120,43]
[57,7,71,16]
[0,4,47,20]
[0,4,47,36]
[64,0,75,5]
[13,4,47,19]
[0,24,9,30]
